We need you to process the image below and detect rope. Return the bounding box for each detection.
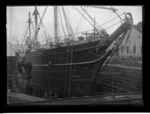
[37,11,126,44]
[38,17,123,45]
[111,6,123,24]
[105,20,124,30]
[81,6,102,31]
[32,23,35,32]
[58,7,72,97]
[68,36,74,98]
[20,15,34,46]
[99,73,142,84]
[102,12,114,24]
[38,13,52,45]
[93,31,128,95]
[38,28,94,43]
[59,7,71,97]
[78,43,101,58]
[63,49,69,97]
[100,29,129,73]
[75,7,88,33]
[20,24,28,45]
[42,21,51,40]
[74,6,102,35]
[99,28,132,94]
[38,15,48,39]
[21,25,29,46]
[7,41,16,53]
[98,76,141,92]
[98,81,135,93]
[59,7,68,38]
[99,12,126,27]
[32,6,48,44]
[89,50,110,95]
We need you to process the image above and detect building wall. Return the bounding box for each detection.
[119,27,142,58]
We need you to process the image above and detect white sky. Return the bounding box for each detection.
[6,5,142,44]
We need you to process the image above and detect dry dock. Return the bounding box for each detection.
[7,92,46,104]
[7,56,142,105]
[7,92,142,105]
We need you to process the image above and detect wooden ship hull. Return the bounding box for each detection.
[16,8,132,98]
[15,18,133,98]
[15,44,110,98]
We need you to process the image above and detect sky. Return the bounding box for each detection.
[6,5,142,44]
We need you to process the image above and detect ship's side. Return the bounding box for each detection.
[24,39,110,98]
[15,12,133,98]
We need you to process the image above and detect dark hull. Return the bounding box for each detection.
[15,18,133,98]
[16,40,110,98]
[32,44,110,98]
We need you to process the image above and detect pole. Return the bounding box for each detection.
[86,31,87,39]
[54,6,59,44]
[29,12,31,40]
[33,6,39,42]
[94,18,95,38]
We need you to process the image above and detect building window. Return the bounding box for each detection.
[133,45,136,54]
[127,46,129,54]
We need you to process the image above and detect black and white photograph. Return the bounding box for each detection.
[6,5,143,106]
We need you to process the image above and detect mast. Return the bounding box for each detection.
[54,6,59,44]
[28,12,32,40]
[25,12,32,46]
[33,6,39,42]
[94,18,95,38]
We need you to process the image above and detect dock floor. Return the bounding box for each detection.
[7,92,46,104]
[7,92,143,105]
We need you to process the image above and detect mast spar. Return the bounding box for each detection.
[33,6,39,42]
[54,6,59,44]
[28,12,32,41]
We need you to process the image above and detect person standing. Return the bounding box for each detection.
[27,60,32,80]
[48,90,53,99]
[44,91,48,99]
[54,92,58,99]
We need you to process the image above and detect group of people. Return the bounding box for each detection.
[17,57,32,79]
[16,53,59,99]
[26,84,58,99]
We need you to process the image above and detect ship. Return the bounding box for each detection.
[14,6,133,98]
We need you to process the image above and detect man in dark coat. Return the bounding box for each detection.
[17,60,23,74]
[26,60,32,80]
[25,59,32,94]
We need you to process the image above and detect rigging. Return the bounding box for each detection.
[74,6,103,36]
[61,6,75,98]
[59,7,68,39]
[38,15,49,40]
[61,6,76,42]
[75,7,88,33]
[32,6,48,44]
[81,6,103,31]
